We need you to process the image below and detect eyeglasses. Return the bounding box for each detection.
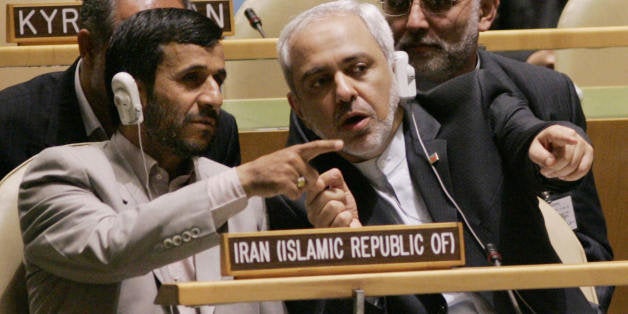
[380,0,459,16]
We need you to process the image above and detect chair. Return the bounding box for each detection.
[554,0,628,87]
[538,197,599,305]
[0,158,32,313]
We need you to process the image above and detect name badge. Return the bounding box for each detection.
[549,195,577,230]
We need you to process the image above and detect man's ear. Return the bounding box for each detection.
[77,29,93,61]
[287,91,304,119]
[478,0,499,32]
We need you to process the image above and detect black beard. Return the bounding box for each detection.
[143,96,219,158]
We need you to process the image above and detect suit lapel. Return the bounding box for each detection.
[402,104,457,222]
[104,142,172,287]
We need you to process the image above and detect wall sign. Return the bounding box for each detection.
[6,0,233,45]
[222,222,465,278]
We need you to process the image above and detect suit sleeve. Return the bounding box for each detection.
[485,92,590,194]
[484,54,614,310]
[19,146,249,284]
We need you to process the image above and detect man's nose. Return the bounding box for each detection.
[198,77,223,111]
[406,1,430,30]
[334,73,357,104]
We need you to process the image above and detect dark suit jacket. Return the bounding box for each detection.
[0,60,241,178]
[480,50,614,309]
[269,70,594,313]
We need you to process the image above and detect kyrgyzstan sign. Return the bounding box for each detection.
[221,222,465,278]
[6,0,234,45]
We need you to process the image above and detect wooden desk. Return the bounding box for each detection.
[155,261,628,306]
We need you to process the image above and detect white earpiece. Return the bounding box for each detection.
[111,72,143,125]
[393,51,417,100]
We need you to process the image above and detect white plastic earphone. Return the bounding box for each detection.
[392,51,417,100]
[111,72,143,125]
[111,71,153,199]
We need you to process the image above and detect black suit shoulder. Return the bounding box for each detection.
[0,70,68,119]
[0,67,85,178]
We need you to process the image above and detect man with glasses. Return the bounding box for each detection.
[379,0,613,310]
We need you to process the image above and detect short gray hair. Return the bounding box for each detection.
[277,0,395,94]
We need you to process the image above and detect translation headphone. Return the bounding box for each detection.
[111,72,144,125]
[392,51,416,101]
[111,71,153,201]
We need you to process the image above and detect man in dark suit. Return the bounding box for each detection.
[0,0,241,179]
[383,0,613,309]
[269,1,597,313]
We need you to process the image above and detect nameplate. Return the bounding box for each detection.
[6,0,234,45]
[221,222,465,278]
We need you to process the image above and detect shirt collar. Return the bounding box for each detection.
[74,59,106,138]
[111,132,158,188]
[353,125,406,185]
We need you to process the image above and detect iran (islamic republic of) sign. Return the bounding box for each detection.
[222,222,465,278]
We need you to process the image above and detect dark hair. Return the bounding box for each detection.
[104,8,223,125]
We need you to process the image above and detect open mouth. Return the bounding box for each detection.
[340,113,370,131]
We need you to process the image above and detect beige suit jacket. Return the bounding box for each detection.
[19,138,285,314]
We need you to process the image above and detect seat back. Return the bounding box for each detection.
[0,158,32,313]
[538,197,599,305]
[555,0,628,87]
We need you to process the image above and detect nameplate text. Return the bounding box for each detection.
[221,222,464,278]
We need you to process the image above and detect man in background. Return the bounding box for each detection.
[0,0,241,179]
[381,0,613,309]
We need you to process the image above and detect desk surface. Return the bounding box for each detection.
[155,261,628,306]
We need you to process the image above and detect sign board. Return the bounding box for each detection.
[221,222,465,278]
[6,0,234,45]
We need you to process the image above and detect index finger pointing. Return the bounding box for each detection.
[541,125,579,148]
[294,140,344,162]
